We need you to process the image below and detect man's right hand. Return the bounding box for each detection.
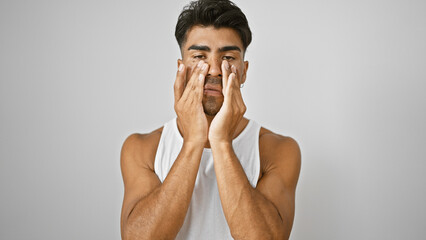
[121,63,210,238]
[174,60,210,145]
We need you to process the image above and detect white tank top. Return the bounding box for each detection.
[154,117,261,240]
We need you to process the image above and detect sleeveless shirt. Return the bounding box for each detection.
[154,117,261,239]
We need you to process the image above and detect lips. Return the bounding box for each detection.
[204,83,223,96]
[204,83,222,92]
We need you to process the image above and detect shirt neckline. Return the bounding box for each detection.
[172,117,253,152]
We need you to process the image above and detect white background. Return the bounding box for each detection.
[1,0,425,239]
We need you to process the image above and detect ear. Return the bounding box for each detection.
[177,59,183,68]
[241,61,249,84]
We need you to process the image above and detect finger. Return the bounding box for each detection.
[195,62,209,101]
[231,69,245,110]
[227,73,245,114]
[225,72,236,105]
[197,72,206,101]
[231,65,240,88]
[189,60,205,85]
[227,68,246,113]
[233,81,246,113]
[221,60,230,94]
[230,65,246,111]
[199,62,209,79]
[234,86,245,110]
[181,60,205,100]
[174,63,186,103]
[230,65,243,97]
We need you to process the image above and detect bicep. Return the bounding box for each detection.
[120,134,162,227]
[256,171,296,225]
[256,137,301,227]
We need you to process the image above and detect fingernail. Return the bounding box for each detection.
[178,64,184,72]
[197,61,204,68]
[201,63,207,71]
[199,73,204,81]
[224,61,229,70]
[231,65,236,73]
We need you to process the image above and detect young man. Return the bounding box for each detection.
[120,0,301,239]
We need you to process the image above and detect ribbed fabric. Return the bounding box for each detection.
[154,117,261,240]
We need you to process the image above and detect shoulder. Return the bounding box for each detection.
[259,127,300,155]
[258,126,301,181]
[120,127,163,171]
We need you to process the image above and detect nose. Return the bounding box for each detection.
[206,58,222,77]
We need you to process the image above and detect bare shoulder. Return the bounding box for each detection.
[258,127,301,181]
[120,127,164,173]
[259,127,300,155]
[120,127,164,232]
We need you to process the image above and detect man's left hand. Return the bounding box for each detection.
[209,60,246,144]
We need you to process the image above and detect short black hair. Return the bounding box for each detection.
[175,0,252,53]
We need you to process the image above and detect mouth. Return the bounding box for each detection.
[204,83,223,96]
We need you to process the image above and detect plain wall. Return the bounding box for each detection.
[1,0,425,239]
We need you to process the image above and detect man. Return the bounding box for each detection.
[120,0,301,239]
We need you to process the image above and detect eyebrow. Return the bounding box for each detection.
[188,45,211,51]
[219,46,241,52]
[187,45,241,52]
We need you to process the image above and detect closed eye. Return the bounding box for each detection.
[194,55,205,59]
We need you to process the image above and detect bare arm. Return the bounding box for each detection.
[120,60,211,239]
[209,61,301,239]
[211,135,301,239]
[120,134,204,239]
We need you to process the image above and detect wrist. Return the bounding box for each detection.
[210,140,233,149]
[182,140,205,149]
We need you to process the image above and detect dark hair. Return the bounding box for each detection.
[175,0,252,52]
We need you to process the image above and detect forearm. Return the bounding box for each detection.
[125,142,204,240]
[211,142,285,239]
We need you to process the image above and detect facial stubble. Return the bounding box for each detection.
[202,76,223,116]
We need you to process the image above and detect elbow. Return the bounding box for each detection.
[121,209,138,240]
[270,227,288,240]
[262,223,290,240]
[279,225,293,240]
[121,214,150,240]
[273,221,292,240]
[121,220,139,240]
[230,227,284,240]
[123,217,177,240]
[122,223,154,240]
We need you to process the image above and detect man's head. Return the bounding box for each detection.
[175,0,252,54]
[175,0,252,116]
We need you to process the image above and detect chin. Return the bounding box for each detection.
[203,108,219,116]
[203,96,223,116]
[203,103,221,116]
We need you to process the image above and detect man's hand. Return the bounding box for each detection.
[209,60,247,144]
[174,60,210,145]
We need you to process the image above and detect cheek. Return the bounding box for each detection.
[184,61,199,81]
[235,64,245,81]
[184,58,199,68]
[186,67,193,82]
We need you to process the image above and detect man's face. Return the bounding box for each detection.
[178,25,249,116]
